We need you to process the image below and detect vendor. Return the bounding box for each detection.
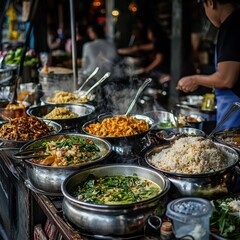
[177,0,240,131]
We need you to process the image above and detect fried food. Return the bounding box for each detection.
[84,115,150,137]
[0,116,54,141]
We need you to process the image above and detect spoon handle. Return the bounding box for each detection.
[125,78,152,116]
[77,67,99,93]
[84,72,111,97]
[207,102,240,139]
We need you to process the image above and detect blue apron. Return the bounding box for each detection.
[214,46,240,132]
[215,89,240,131]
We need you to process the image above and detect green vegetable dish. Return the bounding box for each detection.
[31,136,102,167]
[72,174,162,205]
[211,197,240,239]
[157,120,174,129]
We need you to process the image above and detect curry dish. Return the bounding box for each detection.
[72,174,161,205]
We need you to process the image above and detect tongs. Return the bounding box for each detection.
[14,148,49,159]
[207,102,240,139]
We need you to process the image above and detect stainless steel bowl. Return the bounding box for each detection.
[82,114,154,157]
[40,93,96,106]
[145,143,239,198]
[61,164,170,236]
[27,103,95,130]
[144,110,178,129]
[19,133,112,194]
[156,127,206,141]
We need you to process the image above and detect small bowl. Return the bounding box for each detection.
[27,103,95,130]
[144,110,178,129]
[186,114,204,130]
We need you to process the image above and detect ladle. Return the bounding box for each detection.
[124,78,152,116]
[80,72,111,99]
[207,102,240,139]
[75,67,99,95]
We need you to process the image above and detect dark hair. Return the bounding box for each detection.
[77,24,86,36]
[90,24,105,39]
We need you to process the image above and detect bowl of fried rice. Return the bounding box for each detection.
[145,136,239,198]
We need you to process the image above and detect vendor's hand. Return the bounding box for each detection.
[117,46,138,55]
[176,76,199,92]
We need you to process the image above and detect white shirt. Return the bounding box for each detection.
[82,39,117,76]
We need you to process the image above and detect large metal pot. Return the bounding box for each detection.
[145,143,239,198]
[61,164,170,236]
[27,103,95,130]
[19,133,112,194]
[82,114,154,157]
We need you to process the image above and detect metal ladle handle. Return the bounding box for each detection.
[83,72,111,97]
[125,78,152,116]
[76,67,99,93]
[207,102,240,139]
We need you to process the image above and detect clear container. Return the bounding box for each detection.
[166,197,213,240]
[38,67,73,96]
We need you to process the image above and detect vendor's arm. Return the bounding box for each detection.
[176,61,240,92]
[118,42,153,55]
[143,53,164,73]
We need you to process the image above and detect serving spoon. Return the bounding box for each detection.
[79,72,111,100]
[124,78,152,116]
[75,67,99,96]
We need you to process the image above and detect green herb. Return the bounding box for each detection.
[211,198,240,238]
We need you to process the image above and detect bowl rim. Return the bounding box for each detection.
[26,103,95,121]
[19,133,112,169]
[145,142,239,178]
[61,164,170,209]
[82,114,154,139]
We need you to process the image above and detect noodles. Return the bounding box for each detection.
[44,107,78,119]
[46,91,88,104]
[84,115,150,137]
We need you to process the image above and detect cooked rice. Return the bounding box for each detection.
[150,136,231,174]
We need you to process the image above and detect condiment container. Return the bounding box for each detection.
[166,197,213,240]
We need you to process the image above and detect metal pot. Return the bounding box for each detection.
[0,66,17,86]
[61,164,170,236]
[145,143,239,198]
[40,93,96,106]
[27,103,95,130]
[213,128,240,152]
[19,133,112,194]
[82,113,154,157]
